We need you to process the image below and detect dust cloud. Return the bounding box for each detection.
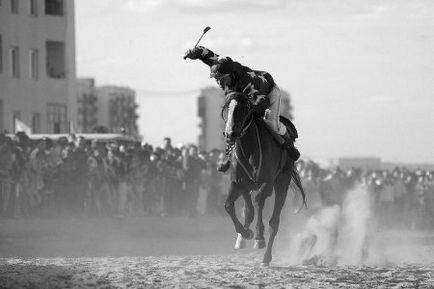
[282,184,434,266]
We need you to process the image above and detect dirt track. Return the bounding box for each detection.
[1,254,433,288]
[0,217,433,288]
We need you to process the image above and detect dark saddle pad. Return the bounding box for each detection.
[254,115,298,147]
[280,116,298,141]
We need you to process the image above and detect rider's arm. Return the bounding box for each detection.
[191,46,220,66]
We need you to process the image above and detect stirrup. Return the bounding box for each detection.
[217,159,231,172]
[287,145,301,161]
[218,143,234,172]
[282,136,300,161]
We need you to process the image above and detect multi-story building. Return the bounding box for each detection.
[75,78,97,133]
[197,87,294,151]
[72,79,139,136]
[96,85,139,137]
[197,87,225,151]
[0,0,76,133]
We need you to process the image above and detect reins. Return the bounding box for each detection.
[233,107,254,138]
[232,115,263,184]
[224,100,263,184]
[222,94,254,139]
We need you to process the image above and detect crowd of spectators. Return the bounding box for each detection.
[0,133,227,219]
[298,160,434,230]
[1,132,433,231]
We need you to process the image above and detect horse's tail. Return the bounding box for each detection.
[290,167,307,213]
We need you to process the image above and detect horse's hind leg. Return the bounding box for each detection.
[262,175,290,266]
[254,183,273,249]
[225,182,252,240]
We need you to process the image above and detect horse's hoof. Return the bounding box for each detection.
[244,229,254,240]
[235,233,246,249]
[260,262,270,268]
[254,239,266,249]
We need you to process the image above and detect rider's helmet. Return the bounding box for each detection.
[210,57,234,79]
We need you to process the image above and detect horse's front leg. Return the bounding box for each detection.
[225,182,253,249]
[241,190,254,231]
[254,183,273,249]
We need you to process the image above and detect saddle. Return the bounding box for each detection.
[279,116,298,141]
[231,115,300,183]
[259,116,298,144]
[260,115,300,161]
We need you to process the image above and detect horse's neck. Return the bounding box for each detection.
[237,119,260,159]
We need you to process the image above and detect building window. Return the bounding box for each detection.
[46,41,65,79]
[9,46,19,78]
[77,93,98,133]
[47,103,66,133]
[29,49,39,79]
[29,0,38,16]
[0,35,3,74]
[45,0,63,16]
[10,0,18,14]
[32,112,41,133]
[0,99,3,133]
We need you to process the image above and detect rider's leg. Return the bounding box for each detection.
[264,86,301,161]
[263,86,286,136]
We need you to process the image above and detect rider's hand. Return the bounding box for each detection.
[184,47,202,60]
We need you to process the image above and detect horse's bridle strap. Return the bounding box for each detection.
[222,107,254,139]
[238,108,254,138]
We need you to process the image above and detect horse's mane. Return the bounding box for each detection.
[221,92,249,121]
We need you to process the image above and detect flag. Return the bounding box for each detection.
[69,120,76,134]
[14,118,32,135]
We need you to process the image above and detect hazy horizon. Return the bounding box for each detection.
[76,0,434,164]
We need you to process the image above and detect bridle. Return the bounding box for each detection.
[223,98,264,185]
[223,97,254,140]
[226,108,254,139]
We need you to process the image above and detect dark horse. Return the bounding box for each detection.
[222,92,306,266]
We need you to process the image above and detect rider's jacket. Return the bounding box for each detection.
[196,46,275,113]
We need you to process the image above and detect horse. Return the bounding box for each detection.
[221,91,306,266]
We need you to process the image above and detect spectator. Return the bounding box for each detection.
[0,135,14,217]
[1,132,433,233]
[182,145,205,217]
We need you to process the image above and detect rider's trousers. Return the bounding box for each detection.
[263,86,287,135]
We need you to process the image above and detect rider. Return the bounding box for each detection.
[184,46,300,172]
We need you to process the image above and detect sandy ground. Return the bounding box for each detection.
[1,254,433,289]
[0,216,433,288]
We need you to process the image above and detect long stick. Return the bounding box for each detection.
[184,26,211,59]
[194,26,211,48]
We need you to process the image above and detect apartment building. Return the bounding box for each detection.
[0,0,76,133]
[73,79,139,136]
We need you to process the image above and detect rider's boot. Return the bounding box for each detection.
[282,132,301,161]
[217,157,231,172]
[217,142,234,172]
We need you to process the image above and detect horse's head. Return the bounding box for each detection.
[222,92,252,143]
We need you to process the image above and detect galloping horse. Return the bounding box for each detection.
[222,92,306,266]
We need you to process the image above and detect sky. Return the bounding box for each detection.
[75,0,434,163]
